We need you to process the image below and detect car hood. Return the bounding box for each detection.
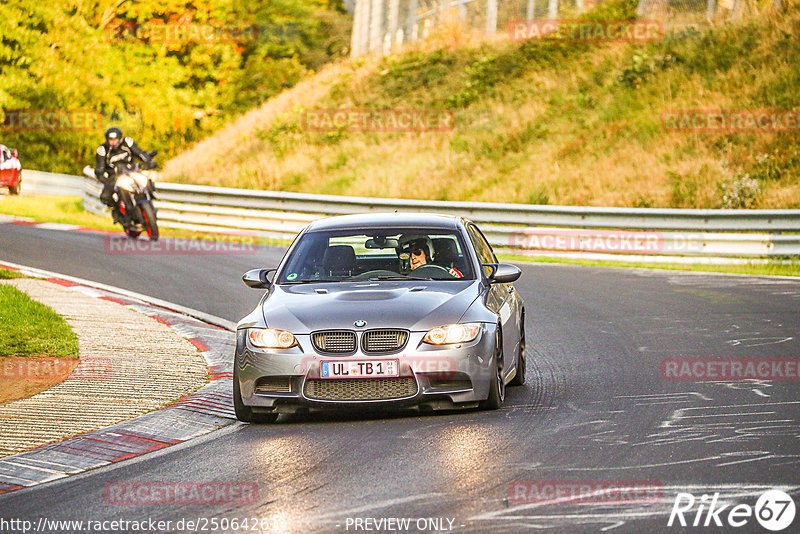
[261,281,481,333]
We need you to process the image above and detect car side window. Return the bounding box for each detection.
[467,224,497,277]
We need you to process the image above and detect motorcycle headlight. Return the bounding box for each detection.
[248,328,297,349]
[116,176,135,192]
[423,323,481,345]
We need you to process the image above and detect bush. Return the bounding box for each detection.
[617,53,678,88]
[717,174,761,208]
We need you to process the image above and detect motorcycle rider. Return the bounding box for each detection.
[94,127,156,222]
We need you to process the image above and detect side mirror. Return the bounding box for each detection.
[484,263,521,284]
[12,149,18,159]
[243,268,275,289]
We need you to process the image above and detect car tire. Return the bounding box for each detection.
[480,329,505,410]
[233,364,279,423]
[8,171,20,195]
[509,314,526,387]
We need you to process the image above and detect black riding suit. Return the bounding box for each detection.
[94,137,154,207]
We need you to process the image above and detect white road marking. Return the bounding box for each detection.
[314,493,446,520]
[726,336,793,347]
[34,223,83,231]
[469,484,800,529]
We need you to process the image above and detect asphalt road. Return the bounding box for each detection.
[1,224,799,533]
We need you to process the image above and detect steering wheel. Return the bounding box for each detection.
[411,264,455,278]
[351,269,400,280]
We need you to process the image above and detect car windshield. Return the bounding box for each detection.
[278,228,475,283]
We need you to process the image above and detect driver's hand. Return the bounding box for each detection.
[448,267,463,278]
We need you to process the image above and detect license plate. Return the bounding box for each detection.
[320,360,399,379]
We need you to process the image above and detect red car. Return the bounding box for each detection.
[0,144,21,195]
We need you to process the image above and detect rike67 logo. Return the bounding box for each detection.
[668,490,795,531]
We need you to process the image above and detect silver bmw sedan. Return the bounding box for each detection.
[234,213,525,423]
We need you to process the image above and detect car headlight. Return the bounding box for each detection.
[423,323,481,345]
[248,328,297,349]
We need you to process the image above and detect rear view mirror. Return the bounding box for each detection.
[365,237,399,249]
[483,263,521,284]
[243,268,275,289]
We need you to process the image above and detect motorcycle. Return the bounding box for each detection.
[83,151,160,241]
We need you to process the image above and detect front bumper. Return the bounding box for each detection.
[234,325,497,414]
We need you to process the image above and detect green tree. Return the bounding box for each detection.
[0,0,350,172]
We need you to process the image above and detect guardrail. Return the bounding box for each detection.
[18,170,87,197]
[19,169,800,261]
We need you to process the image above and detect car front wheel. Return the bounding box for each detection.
[233,365,279,423]
[509,314,526,386]
[480,329,505,410]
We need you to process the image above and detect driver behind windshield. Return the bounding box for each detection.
[398,235,463,278]
[399,235,432,270]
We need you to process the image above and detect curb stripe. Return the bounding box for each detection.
[0,483,24,494]
[46,278,78,287]
[0,260,237,495]
[189,338,209,351]
[99,296,129,305]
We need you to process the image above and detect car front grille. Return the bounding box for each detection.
[312,331,357,354]
[361,329,409,354]
[303,378,418,401]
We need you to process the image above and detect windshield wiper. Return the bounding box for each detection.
[367,276,433,281]
[285,276,434,283]
[283,278,341,284]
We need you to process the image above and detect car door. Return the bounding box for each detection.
[466,223,518,379]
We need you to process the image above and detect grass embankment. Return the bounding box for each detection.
[0,283,79,359]
[0,196,118,232]
[0,277,80,404]
[0,269,25,280]
[164,0,799,209]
